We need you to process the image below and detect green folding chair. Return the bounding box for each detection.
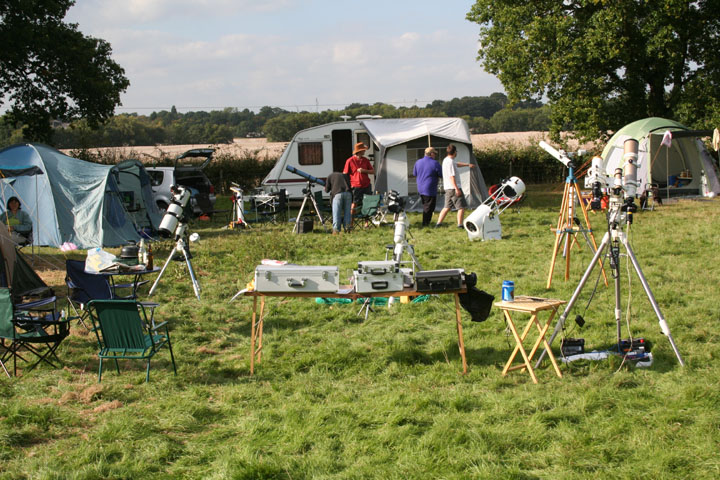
[87,300,177,382]
[353,194,382,229]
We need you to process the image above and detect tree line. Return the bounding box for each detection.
[0,94,551,149]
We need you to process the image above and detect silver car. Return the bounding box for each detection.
[146,148,217,215]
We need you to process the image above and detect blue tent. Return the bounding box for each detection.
[0,143,142,248]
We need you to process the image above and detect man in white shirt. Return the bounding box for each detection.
[435,144,474,228]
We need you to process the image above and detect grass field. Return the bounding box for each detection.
[2,185,719,479]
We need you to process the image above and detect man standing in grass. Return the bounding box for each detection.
[343,142,374,216]
[324,171,352,234]
[412,147,442,227]
[435,144,474,228]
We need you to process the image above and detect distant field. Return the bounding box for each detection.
[64,131,589,162]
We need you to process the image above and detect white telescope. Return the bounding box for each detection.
[464,176,525,241]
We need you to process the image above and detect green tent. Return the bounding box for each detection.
[0,144,142,248]
[600,117,720,198]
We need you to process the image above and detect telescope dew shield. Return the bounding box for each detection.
[285,165,326,186]
[159,187,191,236]
[623,138,639,198]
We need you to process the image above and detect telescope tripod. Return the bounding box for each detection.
[537,211,685,367]
[293,181,328,233]
[149,231,201,301]
[547,166,607,288]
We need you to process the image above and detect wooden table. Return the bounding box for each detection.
[244,286,468,375]
[494,296,565,384]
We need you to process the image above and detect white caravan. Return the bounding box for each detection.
[261,117,489,209]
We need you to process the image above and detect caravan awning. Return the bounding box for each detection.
[360,118,472,148]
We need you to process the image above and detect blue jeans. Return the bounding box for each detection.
[332,191,352,231]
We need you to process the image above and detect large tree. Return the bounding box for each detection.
[0,0,129,141]
[467,1,720,141]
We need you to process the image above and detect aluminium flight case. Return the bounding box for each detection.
[415,268,465,292]
[254,265,340,293]
[354,260,404,293]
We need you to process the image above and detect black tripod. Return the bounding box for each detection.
[293,181,328,233]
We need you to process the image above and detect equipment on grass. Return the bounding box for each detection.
[285,166,328,234]
[149,185,202,300]
[464,176,525,241]
[228,183,248,229]
[560,338,585,356]
[538,138,685,367]
[541,141,607,288]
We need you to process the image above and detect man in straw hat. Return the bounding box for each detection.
[343,142,375,215]
[412,146,442,227]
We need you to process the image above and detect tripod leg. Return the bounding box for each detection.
[547,183,570,288]
[621,234,685,366]
[536,231,611,368]
[148,245,178,296]
[293,196,310,233]
[309,194,328,231]
[573,181,608,286]
[181,243,201,301]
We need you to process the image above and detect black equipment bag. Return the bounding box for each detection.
[297,217,314,233]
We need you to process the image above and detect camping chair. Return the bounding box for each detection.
[87,300,177,382]
[0,287,70,377]
[313,190,332,223]
[352,194,382,230]
[65,259,150,329]
[258,189,288,224]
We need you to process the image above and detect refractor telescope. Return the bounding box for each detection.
[158,185,192,237]
[539,141,586,168]
[285,165,326,186]
[585,138,639,222]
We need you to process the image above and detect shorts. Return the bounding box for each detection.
[444,189,468,210]
[352,186,372,204]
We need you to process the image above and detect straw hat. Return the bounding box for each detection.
[353,142,367,154]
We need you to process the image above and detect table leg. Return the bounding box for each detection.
[256,296,266,362]
[502,311,538,384]
[250,296,257,375]
[454,293,467,374]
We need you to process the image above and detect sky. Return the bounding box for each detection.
[64,0,504,114]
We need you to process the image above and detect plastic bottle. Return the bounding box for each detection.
[138,238,146,265]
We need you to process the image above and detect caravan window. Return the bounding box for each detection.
[298,142,323,165]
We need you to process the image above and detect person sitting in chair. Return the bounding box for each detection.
[1,196,32,245]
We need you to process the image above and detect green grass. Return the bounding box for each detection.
[2,185,720,479]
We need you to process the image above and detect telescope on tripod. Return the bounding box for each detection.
[149,185,202,300]
[537,138,685,367]
[285,165,329,233]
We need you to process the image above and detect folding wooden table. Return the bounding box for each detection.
[495,296,565,384]
[244,286,468,375]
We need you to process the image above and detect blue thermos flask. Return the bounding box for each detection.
[502,280,515,302]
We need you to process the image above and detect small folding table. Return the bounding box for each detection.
[495,296,565,384]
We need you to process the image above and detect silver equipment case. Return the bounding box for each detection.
[255,265,340,293]
[354,260,404,293]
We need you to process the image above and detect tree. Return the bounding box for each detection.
[0,0,130,141]
[467,1,720,141]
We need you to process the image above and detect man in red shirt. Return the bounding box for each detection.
[343,142,375,215]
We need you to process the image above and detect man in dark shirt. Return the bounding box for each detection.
[324,171,352,233]
[412,147,442,226]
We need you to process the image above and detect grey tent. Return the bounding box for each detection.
[0,144,142,248]
[115,159,163,233]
